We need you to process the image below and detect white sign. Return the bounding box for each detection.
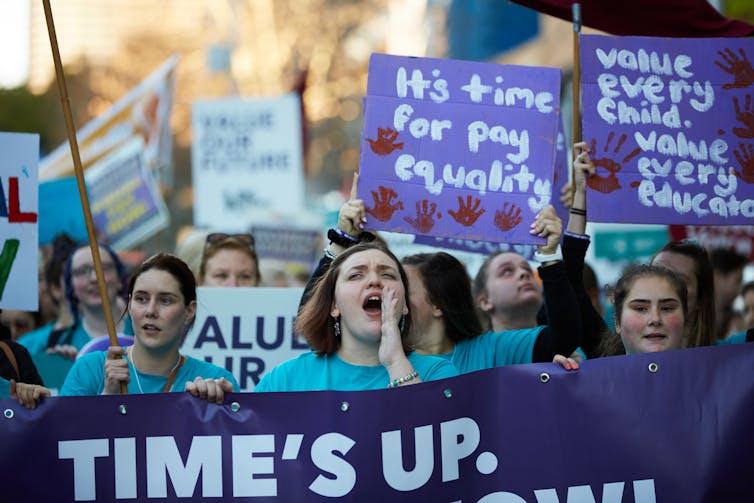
[182,287,309,390]
[191,93,305,230]
[0,132,39,310]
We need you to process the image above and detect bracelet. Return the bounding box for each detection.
[569,207,587,216]
[327,228,359,247]
[533,244,563,264]
[324,247,336,260]
[387,371,419,388]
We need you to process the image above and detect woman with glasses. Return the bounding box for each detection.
[199,232,261,287]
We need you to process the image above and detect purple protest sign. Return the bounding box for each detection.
[359,54,561,245]
[2,344,753,501]
[581,35,754,224]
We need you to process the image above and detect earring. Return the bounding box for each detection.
[333,317,341,338]
[399,315,406,334]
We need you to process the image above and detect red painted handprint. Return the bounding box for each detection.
[404,199,438,234]
[733,142,754,184]
[366,186,404,222]
[733,95,754,139]
[715,48,754,90]
[365,128,404,156]
[587,133,640,194]
[448,195,485,227]
[494,203,522,231]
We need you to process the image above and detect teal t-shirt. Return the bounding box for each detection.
[443,326,545,374]
[254,352,458,392]
[0,377,9,398]
[59,351,239,396]
[716,330,747,345]
[19,318,134,355]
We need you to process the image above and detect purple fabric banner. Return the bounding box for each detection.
[2,343,753,502]
[581,35,754,225]
[359,54,561,244]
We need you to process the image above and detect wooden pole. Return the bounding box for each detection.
[571,2,582,200]
[42,0,127,394]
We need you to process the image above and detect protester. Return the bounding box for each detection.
[650,240,715,348]
[198,232,261,287]
[174,227,209,280]
[19,242,132,358]
[0,338,44,387]
[60,253,238,403]
[255,243,458,391]
[743,282,754,331]
[709,247,747,341]
[470,203,584,358]
[0,310,42,341]
[17,233,78,353]
[599,264,687,356]
[403,248,582,370]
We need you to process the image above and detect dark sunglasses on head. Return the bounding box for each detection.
[205,232,255,248]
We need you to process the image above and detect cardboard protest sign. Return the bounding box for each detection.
[182,287,308,391]
[359,54,561,245]
[40,56,177,188]
[0,132,39,309]
[581,35,754,224]
[192,94,305,231]
[86,137,169,250]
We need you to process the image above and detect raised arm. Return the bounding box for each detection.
[563,142,610,358]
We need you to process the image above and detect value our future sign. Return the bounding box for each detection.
[358,54,561,245]
[581,35,754,225]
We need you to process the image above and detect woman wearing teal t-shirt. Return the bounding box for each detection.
[256,243,458,392]
[60,253,238,402]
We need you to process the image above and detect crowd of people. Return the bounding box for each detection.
[1,143,752,407]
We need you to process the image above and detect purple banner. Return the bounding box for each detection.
[359,54,561,245]
[2,344,753,502]
[581,35,754,225]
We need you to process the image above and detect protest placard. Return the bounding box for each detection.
[581,35,754,224]
[182,287,308,391]
[191,93,305,230]
[0,132,39,309]
[86,137,169,250]
[359,54,561,245]
[670,224,754,260]
[40,56,177,188]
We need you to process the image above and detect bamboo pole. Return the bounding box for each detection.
[42,0,126,394]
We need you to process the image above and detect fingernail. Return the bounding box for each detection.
[573,362,580,369]
[565,362,572,370]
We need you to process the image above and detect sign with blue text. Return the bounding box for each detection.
[192,94,305,230]
[182,287,308,391]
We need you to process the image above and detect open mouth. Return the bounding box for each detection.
[363,295,382,314]
[142,324,160,332]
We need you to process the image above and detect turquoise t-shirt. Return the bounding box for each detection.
[59,351,239,396]
[19,318,134,355]
[443,326,545,374]
[254,352,458,392]
[716,330,747,345]
[0,377,9,398]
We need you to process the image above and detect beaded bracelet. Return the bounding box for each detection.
[387,370,419,388]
